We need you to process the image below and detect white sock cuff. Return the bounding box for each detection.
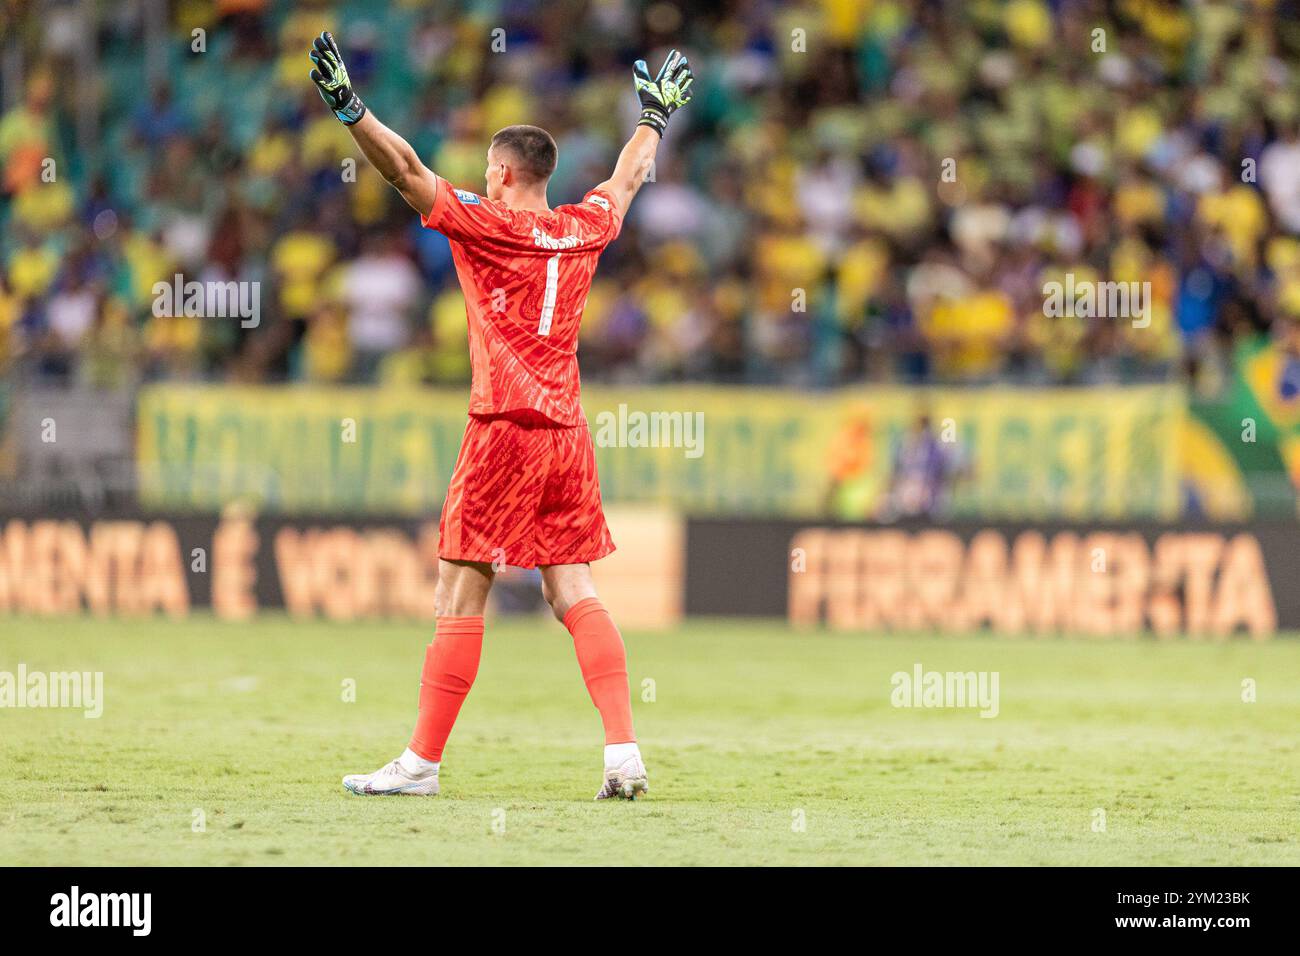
[399,747,440,775]
[604,742,641,768]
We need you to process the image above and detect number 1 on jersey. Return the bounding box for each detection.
[538,253,560,335]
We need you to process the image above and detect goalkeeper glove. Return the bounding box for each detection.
[309,30,366,126]
[634,49,693,136]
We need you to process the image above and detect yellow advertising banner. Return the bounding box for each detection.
[136,384,1183,518]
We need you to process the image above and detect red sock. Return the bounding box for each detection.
[564,598,635,744]
[408,616,483,761]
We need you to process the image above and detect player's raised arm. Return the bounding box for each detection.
[309,31,438,216]
[595,50,694,217]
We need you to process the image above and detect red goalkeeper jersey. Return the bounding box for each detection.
[421,176,623,426]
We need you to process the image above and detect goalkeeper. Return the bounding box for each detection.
[310,29,694,801]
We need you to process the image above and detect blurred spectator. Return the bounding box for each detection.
[884,410,966,519]
[342,231,422,380]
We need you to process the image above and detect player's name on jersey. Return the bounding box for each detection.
[531,227,582,249]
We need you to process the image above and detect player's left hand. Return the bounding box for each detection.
[309,30,367,126]
[634,49,693,136]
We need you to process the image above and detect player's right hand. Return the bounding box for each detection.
[633,49,693,136]
[309,30,367,126]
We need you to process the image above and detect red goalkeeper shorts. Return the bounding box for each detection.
[438,413,615,569]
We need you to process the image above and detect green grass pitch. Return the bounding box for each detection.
[1,615,1298,866]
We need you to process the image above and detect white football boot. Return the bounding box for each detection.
[343,758,439,796]
[595,752,649,801]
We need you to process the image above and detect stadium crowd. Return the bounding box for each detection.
[2,0,1300,391]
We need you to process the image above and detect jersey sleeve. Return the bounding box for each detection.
[573,187,624,246]
[421,176,513,244]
